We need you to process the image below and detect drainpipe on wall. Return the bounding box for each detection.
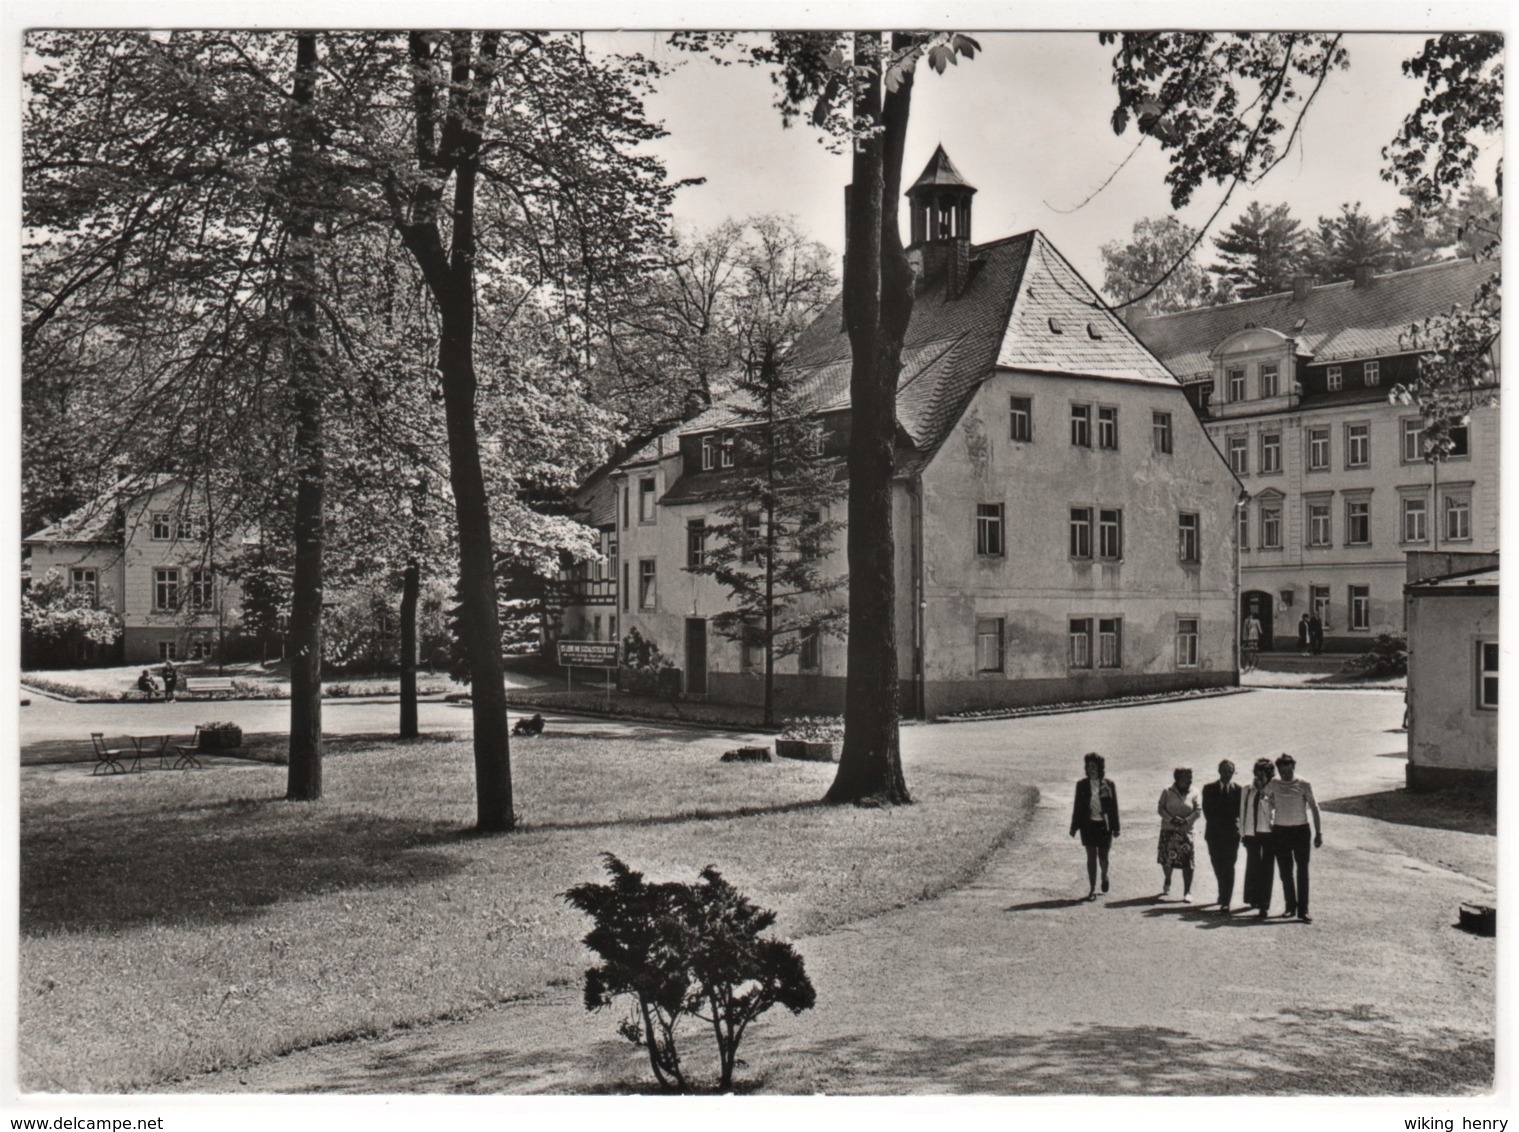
[909,473,927,721]
[1235,491,1248,683]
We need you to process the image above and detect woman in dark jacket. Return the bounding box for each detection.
[1070,752,1120,900]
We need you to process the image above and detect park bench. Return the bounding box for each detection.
[183,677,236,698]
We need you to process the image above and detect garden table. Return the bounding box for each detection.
[123,732,173,772]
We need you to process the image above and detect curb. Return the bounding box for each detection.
[933,686,1250,725]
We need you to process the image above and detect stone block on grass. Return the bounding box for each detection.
[720,746,773,763]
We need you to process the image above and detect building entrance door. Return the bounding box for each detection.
[684,618,708,695]
[1242,591,1275,651]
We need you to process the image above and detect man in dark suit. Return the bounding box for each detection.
[1201,759,1242,913]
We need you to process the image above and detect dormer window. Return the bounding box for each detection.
[1326,366,1343,391]
[1364,360,1381,387]
[700,435,718,471]
[1048,317,1064,334]
[1259,362,1280,399]
[1086,322,1104,339]
[1227,367,1246,402]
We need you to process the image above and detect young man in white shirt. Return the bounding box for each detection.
[1262,753,1322,924]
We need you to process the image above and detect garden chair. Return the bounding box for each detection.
[90,733,128,776]
[172,728,205,770]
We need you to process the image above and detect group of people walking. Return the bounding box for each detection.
[1070,752,1323,923]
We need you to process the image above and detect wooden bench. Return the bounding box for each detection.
[183,678,236,697]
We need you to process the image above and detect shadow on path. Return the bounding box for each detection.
[1325,789,1495,836]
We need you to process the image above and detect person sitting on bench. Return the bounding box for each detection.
[513,713,545,737]
[136,669,160,699]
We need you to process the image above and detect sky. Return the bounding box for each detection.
[608,31,1504,288]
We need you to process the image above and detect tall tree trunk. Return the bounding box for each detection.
[826,33,914,805]
[286,32,325,801]
[399,556,419,738]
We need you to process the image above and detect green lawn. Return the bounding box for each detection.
[20,728,1036,1092]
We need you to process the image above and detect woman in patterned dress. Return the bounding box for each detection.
[1156,767,1201,901]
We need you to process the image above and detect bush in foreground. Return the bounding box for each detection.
[563,853,815,1091]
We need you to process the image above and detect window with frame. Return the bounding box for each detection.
[975,503,1005,557]
[1307,501,1332,547]
[1227,367,1246,402]
[1311,585,1331,628]
[151,512,172,541]
[190,568,215,611]
[798,625,822,672]
[1326,365,1343,391]
[1260,502,1282,549]
[741,513,763,563]
[176,514,206,541]
[1010,396,1033,442]
[622,561,630,611]
[592,614,603,642]
[1260,431,1281,473]
[740,625,764,674]
[1178,512,1200,564]
[1402,496,1428,543]
[622,484,630,530]
[1478,641,1498,710]
[1070,404,1091,448]
[1238,505,1250,551]
[1402,419,1424,463]
[975,617,1005,673]
[1176,618,1199,668]
[1444,493,1472,541]
[1364,360,1381,387]
[720,432,736,468]
[700,434,718,470]
[70,568,98,606]
[1308,427,1330,471]
[1069,618,1093,668]
[1227,436,1248,475]
[803,423,825,457]
[1345,499,1371,545]
[638,478,657,522]
[1098,509,1122,560]
[1097,406,1118,450]
[158,641,178,660]
[1259,362,1280,398]
[686,519,706,569]
[1345,423,1370,467]
[189,640,213,660]
[1152,411,1173,454]
[153,568,180,611]
[1448,425,1471,458]
[638,559,657,609]
[1098,618,1123,668]
[1069,507,1092,559]
[1349,584,1371,631]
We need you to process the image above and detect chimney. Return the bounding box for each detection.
[1292,275,1315,302]
[947,237,970,300]
[1353,263,1377,290]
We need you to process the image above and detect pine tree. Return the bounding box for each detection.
[1308,202,1392,281]
[684,344,846,727]
[1210,202,1307,298]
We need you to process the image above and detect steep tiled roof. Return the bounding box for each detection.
[909,144,976,193]
[673,230,1180,473]
[23,474,179,544]
[1135,258,1498,378]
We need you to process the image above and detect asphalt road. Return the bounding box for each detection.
[151,686,1496,1096]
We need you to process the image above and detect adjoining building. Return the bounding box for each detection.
[1404,557,1498,791]
[1133,259,1500,652]
[23,476,249,665]
[558,149,1242,717]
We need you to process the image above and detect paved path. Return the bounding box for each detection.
[172,687,1496,1095]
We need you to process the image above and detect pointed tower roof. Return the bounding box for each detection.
[908,144,976,194]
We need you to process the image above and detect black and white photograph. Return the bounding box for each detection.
[8,3,1509,1125]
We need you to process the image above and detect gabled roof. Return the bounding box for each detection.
[1135,257,1499,378]
[23,474,180,545]
[1407,565,1500,592]
[670,230,1180,474]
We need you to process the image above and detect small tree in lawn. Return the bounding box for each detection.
[686,345,845,727]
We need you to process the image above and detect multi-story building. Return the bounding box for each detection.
[1133,259,1500,651]
[23,475,248,664]
[559,149,1242,716]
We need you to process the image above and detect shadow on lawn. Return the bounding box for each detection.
[21,800,470,935]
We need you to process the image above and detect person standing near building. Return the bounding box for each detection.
[1069,752,1120,901]
[1242,611,1263,670]
[1263,753,1322,924]
[1297,613,1311,657]
[1156,767,1201,901]
[161,659,179,702]
[1308,611,1324,656]
[1239,758,1276,918]
[1201,759,1242,913]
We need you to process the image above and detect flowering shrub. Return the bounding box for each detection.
[779,715,843,742]
[563,853,815,1091]
[1343,632,1409,678]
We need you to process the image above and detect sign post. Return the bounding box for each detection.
[556,640,620,711]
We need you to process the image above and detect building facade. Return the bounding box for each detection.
[24,476,247,665]
[1134,260,1500,651]
[560,149,1241,716]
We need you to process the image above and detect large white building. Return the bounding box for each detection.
[1134,259,1500,651]
[556,150,1243,717]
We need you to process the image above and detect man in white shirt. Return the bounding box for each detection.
[1262,753,1322,924]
